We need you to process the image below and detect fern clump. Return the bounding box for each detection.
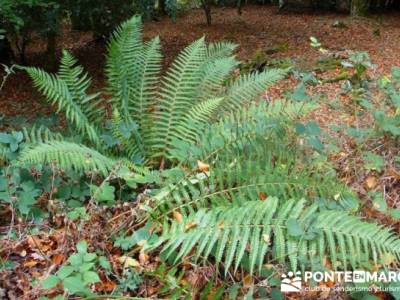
[20,15,286,170]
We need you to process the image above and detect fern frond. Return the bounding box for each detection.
[22,125,63,144]
[157,199,400,274]
[131,37,162,128]
[17,141,115,176]
[58,51,104,126]
[111,109,143,163]
[173,97,224,143]
[106,15,143,119]
[24,66,101,145]
[197,57,238,100]
[206,42,237,60]
[156,102,355,214]
[150,37,207,160]
[224,69,287,110]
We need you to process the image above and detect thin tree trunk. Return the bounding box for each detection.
[201,0,212,25]
[159,0,167,15]
[351,0,370,16]
[0,37,14,63]
[45,31,57,70]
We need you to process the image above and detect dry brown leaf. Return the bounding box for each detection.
[258,192,267,201]
[118,256,140,268]
[365,176,378,190]
[52,254,64,265]
[27,236,43,249]
[197,160,210,172]
[95,280,117,292]
[173,211,183,224]
[185,221,197,231]
[23,260,39,268]
[243,274,253,288]
[139,252,149,265]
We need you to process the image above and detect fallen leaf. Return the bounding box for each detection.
[365,176,378,190]
[95,280,117,292]
[243,274,253,288]
[118,256,140,268]
[23,260,39,268]
[185,221,197,230]
[139,252,149,265]
[258,192,267,201]
[52,254,64,265]
[173,211,183,224]
[27,236,43,249]
[197,160,210,172]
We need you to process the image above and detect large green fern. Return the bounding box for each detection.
[21,16,285,169]
[154,198,400,274]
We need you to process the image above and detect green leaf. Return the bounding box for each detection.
[390,209,400,220]
[79,263,95,273]
[370,192,387,212]
[305,121,321,136]
[287,218,304,237]
[92,183,115,205]
[271,289,284,300]
[63,275,86,294]
[228,284,240,299]
[0,177,7,191]
[57,266,75,280]
[42,275,60,289]
[76,240,88,253]
[18,191,38,215]
[363,152,385,172]
[83,253,97,262]
[292,83,309,102]
[68,253,83,266]
[98,256,111,271]
[83,271,100,284]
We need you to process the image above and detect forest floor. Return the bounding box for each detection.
[1,5,400,299]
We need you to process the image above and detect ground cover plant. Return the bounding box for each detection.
[1,6,400,300]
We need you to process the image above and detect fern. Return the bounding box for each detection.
[23,16,286,168]
[155,198,400,274]
[106,16,143,119]
[58,51,104,126]
[157,101,354,215]
[150,37,208,159]
[24,54,102,145]
[17,141,115,176]
[224,69,287,111]
[21,125,64,144]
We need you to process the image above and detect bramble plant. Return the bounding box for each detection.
[41,240,109,296]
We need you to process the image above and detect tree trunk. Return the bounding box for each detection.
[0,37,14,63]
[45,31,57,70]
[201,0,212,25]
[159,0,167,15]
[351,0,370,16]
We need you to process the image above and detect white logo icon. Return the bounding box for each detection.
[281,271,302,292]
